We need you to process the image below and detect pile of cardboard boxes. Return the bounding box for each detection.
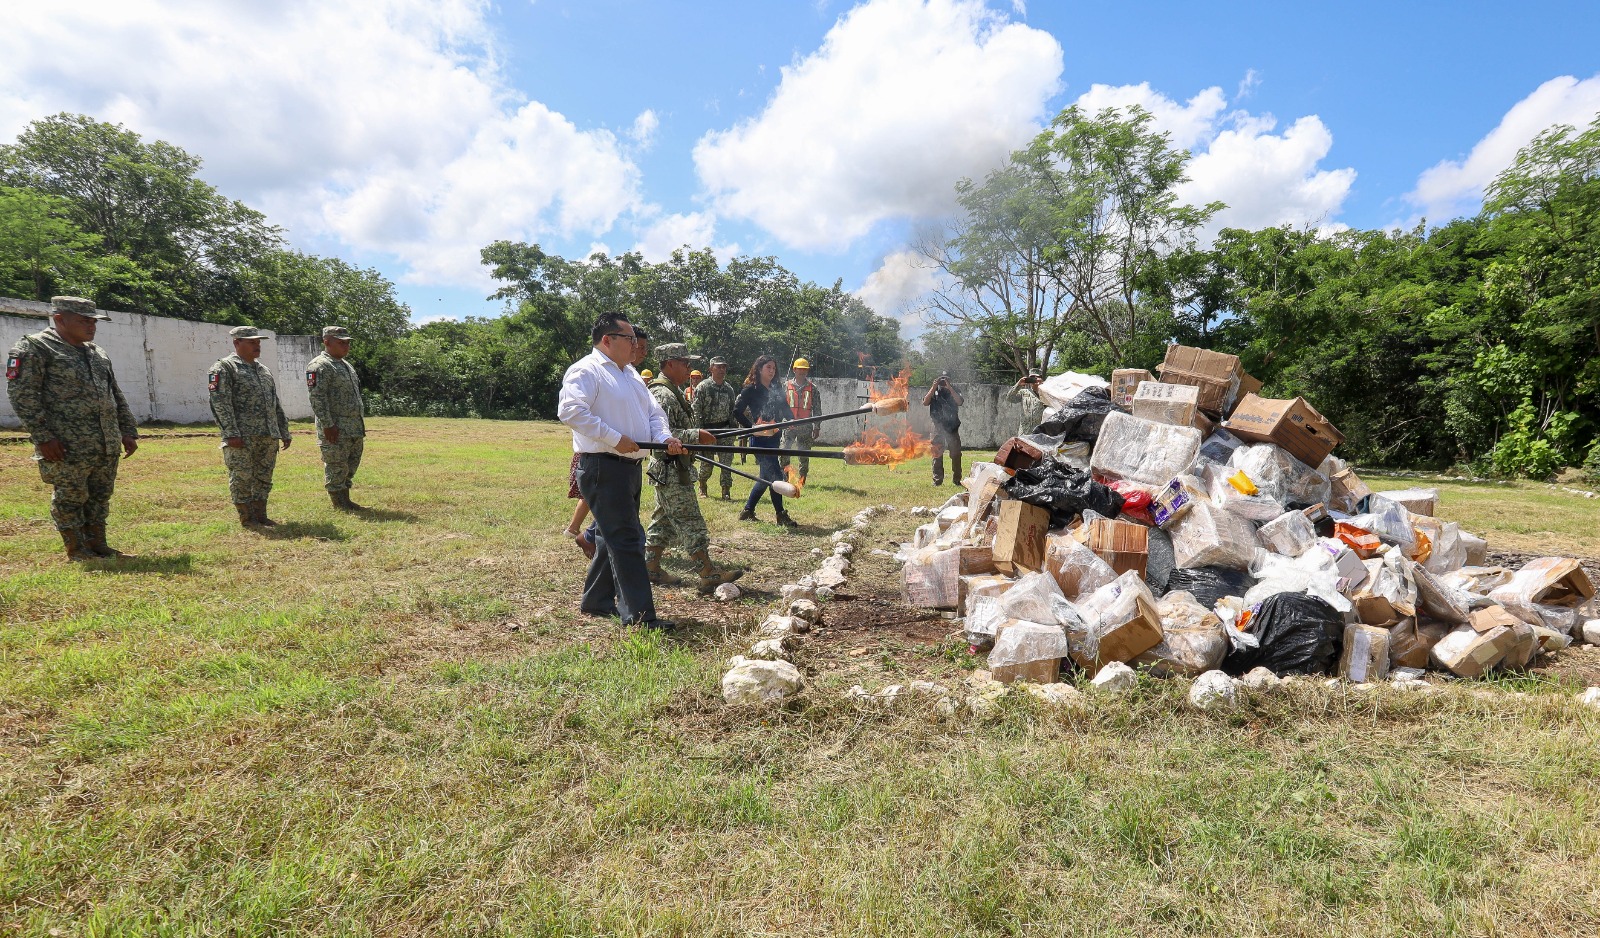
[902,345,1596,686]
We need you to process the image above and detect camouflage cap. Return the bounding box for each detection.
[230,325,268,340]
[322,325,352,340]
[709,356,728,367]
[51,296,111,321]
[654,342,703,363]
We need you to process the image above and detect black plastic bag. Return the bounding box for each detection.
[1163,566,1256,607]
[1034,386,1121,443]
[1145,527,1176,594]
[1223,593,1343,676]
[1002,455,1124,526]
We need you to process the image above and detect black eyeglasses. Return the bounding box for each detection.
[605,333,640,343]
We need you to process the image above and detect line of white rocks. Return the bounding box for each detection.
[720,506,894,706]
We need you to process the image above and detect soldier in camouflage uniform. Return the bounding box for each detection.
[1006,369,1047,437]
[209,326,291,527]
[5,296,140,560]
[691,356,739,499]
[306,325,367,511]
[644,344,743,594]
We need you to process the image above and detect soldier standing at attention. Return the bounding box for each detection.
[1006,369,1047,437]
[306,325,366,511]
[692,356,739,499]
[6,296,139,561]
[209,326,291,527]
[644,344,743,593]
[781,357,822,482]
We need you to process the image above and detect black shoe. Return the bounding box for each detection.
[579,604,619,618]
[738,509,758,521]
[635,617,676,632]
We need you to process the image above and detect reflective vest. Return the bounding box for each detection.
[785,378,816,418]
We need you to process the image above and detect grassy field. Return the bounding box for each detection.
[3,418,1600,936]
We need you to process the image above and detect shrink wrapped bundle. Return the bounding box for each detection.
[1089,412,1203,488]
[1169,499,1261,570]
[1228,444,1332,507]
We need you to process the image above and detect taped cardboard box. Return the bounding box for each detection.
[1073,592,1164,674]
[1488,557,1596,625]
[1328,468,1373,514]
[1354,595,1399,626]
[1089,411,1203,488]
[1390,617,1450,670]
[1431,624,1517,678]
[1074,517,1150,578]
[990,620,1068,684]
[1130,381,1200,427]
[1469,605,1522,634]
[1497,622,1539,671]
[1339,624,1391,683]
[1156,345,1243,417]
[994,500,1050,575]
[904,545,996,609]
[1110,368,1153,407]
[959,573,1015,616]
[1222,394,1345,468]
[1258,509,1318,557]
[1168,498,1260,570]
[1045,533,1117,600]
[1377,487,1439,517]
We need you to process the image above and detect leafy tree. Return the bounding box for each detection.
[0,185,104,299]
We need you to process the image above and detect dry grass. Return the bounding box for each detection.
[2,420,1599,936]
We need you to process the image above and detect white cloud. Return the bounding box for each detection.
[854,249,945,334]
[1408,74,1600,222]
[0,0,645,287]
[628,109,660,150]
[632,211,727,262]
[1074,82,1227,150]
[693,0,1063,252]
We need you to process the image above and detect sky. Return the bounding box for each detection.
[4,0,1599,338]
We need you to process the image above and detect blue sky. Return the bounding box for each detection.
[4,1,1599,337]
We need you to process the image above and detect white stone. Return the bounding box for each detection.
[870,548,895,558]
[1390,667,1426,684]
[779,583,817,604]
[820,555,851,574]
[1582,620,1600,645]
[934,696,961,720]
[712,583,742,602]
[814,568,848,590]
[830,531,852,544]
[1188,670,1239,710]
[833,542,855,557]
[810,548,824,558]
[1579,687,1600,711]
[1240,667,1280,691]
[815,586,837,602]
[748,637,790,660]
[722,659,804,705]
[1090,662,1138,693]
[910,506,932,517]
[797,575,817,590]
[907,680,948,697]
[787,599,821,623]
[1026,682,1085,706]
[758,614,805,638]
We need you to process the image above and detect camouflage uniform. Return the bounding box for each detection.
[692,376,739,495]
[645,375,710,555]
[1006,385,1046,437]
[6,326,138,534]
[209,351,289,505]
[306,349,365,495]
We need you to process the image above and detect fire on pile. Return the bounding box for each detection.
[900,344,1597,696]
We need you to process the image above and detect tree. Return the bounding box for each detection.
[0,186,103,299]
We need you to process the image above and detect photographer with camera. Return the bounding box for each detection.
[1005,368,1047,437]
[921,372,964,486]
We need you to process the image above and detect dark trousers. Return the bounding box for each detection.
[931,426,963,484]
[576,453,657,624]
[741,435,786,514]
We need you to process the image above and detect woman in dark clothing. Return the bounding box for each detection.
[733,354,798,527]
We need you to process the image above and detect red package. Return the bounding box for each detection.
[1109,480,1155,526]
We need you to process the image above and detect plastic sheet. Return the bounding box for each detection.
[1036,371,1110,410]
[1146,527,1176,594]
[1228,444,1332,508]
[1134,591,1229,677]
[1035,386,1120,443]
[988,620,1071,668]
[1044,534,1117,600]
[1346,495,1416,554]
[1258,509,1318,557]
[1168,499,1261,570]
[1354,550,1418,616]
[1223,592,1344,676]
[1415,516,1467,574]
[1245,551,1353,613]
[1109,480,1155,525]
[1090,412,1203,488]
[997,571,1069,625]
[1203,462,1285,522]
[1003,456,1124,526]
[1165,566,1258,609]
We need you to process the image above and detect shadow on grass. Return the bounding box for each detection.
[91,553,197,575]
[260,522,349,541]
[353,506,421,523]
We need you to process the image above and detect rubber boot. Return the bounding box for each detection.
[82,522,124,558]
[645,544,683,585]
[775,510,799,529]
[721,486,732,501]
[254,499,279,527]
[737,509,758,522]
[59,527,95,561]
[330,490,365,511]
[699,478,709,498]
[236,502,257,528]
[693,549,743,594]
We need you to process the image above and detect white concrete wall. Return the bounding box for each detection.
[1,297,315,428]
[809,378,1026,450]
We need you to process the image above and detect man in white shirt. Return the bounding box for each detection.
[558,312,685,630]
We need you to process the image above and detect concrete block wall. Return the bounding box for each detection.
[1,296,315,429]
[807,378,1026,451]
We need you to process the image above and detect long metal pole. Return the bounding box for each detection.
[707,405,876,439]
[688,452,779,485]
[636,441,848,460]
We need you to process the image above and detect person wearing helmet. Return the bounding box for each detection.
[782,357,823,482]
[685,368,702,402]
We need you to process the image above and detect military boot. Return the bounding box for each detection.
[330,490,365,511]
[82,522,124,558]
[737,509,758,522]
[699,478,709,498]
[692,549,743,594]
[721,485,732,501]
[645,544,683,585]
[775,510,799,529]
[58,528,95,561]
[236,503,257,528]
[254,499,279,527]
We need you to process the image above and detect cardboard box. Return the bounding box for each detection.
[1110,368,1153,407]
[990,620,1065,684]
[1222,394,1345,468]
[1377,487,1439,517]
[995,435,1045,471]
[1191,409,1216,437]
[992,657,1061,685]
[903,546,962,609]
[1339,624,1391,683]
[1329,468,1373,513]
[1497,622,1539,671]
[1430,624,1515,678]
[993,500,1050,575]
[1389,617,1449,670]
[1156,345,1244,417]
[1072,594,1164,674]
[1239,370,1264,399]
[1130,381,1201,427]
[1073,517,1149,578]
[958,573,1014,616]
[1469,605,1522,634]
[1354,595,1399,626]
[968,476,1011,526]
[1044,533,1116,600]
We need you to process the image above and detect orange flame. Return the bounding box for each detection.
[784,464,806,494]
[850,367,930,467]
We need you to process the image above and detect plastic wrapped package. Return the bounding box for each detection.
[1488,557,1597,627]
[996,571,1069,624]
[1443,566,1513,595]
[1079,573,1163,667]
[1090,412,1203,487]
[963,594,1007,649]
[1339,624,1391,683]
[1244,560,1352,614]
[1415,517,1468,575]
[1353,550,1418,617]
[1346,495,1416,554]
[962,461,1011,497]
[1034,386,1120,443]
[1409,559,1471,624]
[1036,371,1110,410]
[1376,488,1439,517]
[1164,566,1258,608]
[1459,530,1489,566]
[988,620,1072,680]
[1146,527,1176,594]
[1056,441,1093,470]
[1389,617,1449,669]
[1223,592,1344,676]
[1078,570,1157,627]
[1228,444,1332,508]
[1531,603,1579,635]
[1134,591,1229,676]
[1044,533,1117,600]
[1169,498,1261,570]
[1430,624,1513,678]
[1198,428,1245,465]
[911,522,939,550]
[1258,509,1318,557]
[1204,464,1284,522]
[1151,475,1205,528]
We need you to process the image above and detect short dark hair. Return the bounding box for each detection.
[634,327,650,343]
[591,312,632,345]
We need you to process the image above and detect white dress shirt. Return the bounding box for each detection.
[557,347,670,459]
